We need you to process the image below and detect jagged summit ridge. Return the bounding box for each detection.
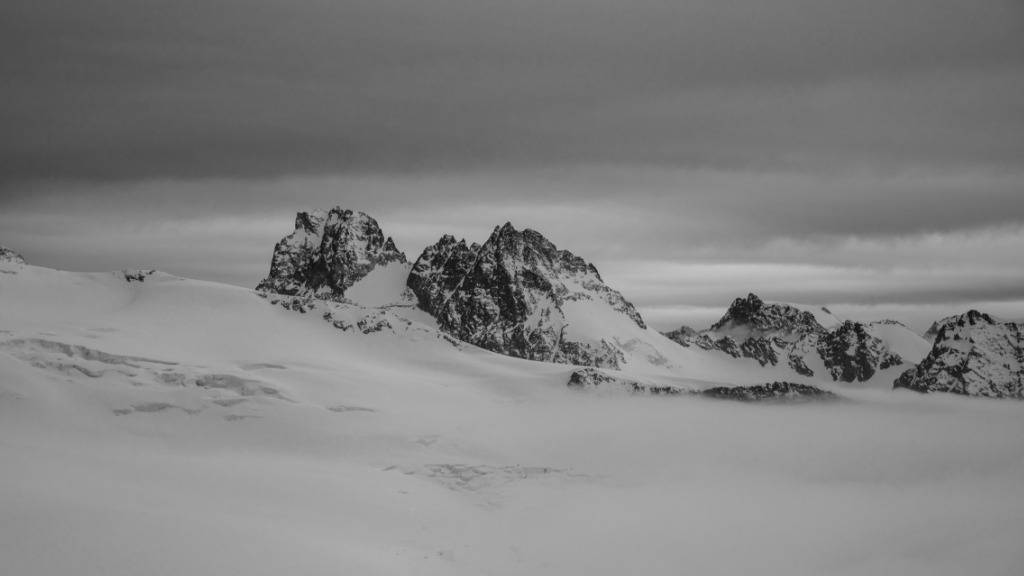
[664,293,911,383]
[818,320,903,382]
[895,310,1023,399]
[256,208,406,300]
[407,222,645,368]
[0,244,26,265]
[710,293,826,339]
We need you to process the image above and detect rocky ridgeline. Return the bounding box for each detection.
[405,234,481,316]
[0,245,26,265]
[253,209,1022,400]
[664,294,902,383]
[818,320,903,382]
[256,208,406,300]
[699,381,836,402]
[567,368,834,401]
[256,212,646,369]
[567,368,680,395]
[408,223,645,368]
[895,310,1023,399]
[709,293,823,339]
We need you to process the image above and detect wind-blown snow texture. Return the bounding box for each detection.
[408,223,645,368]
[895,310,1023,399]
[256,208,406,300]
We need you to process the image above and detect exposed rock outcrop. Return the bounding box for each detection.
[0,245,26,265]
[408,223,644,368]
[895,310,1023,399]
[256,208,406,300]
[663,293,913,383]
[567,368,681,394]
[121,269,156,283]
[567,369,835,401]
[662,324,698,347]
[710,293,825,339]
[699,381,836,402]
[817,320,902,382]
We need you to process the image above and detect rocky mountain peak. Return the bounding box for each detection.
[817,320,903,382]
[710,292,824,339]
[407,222,645,368]
[895,310,1023,398]
[662,324,699,346]
[665,295,917,383]
[256,208,407,300]
[0,244,26,265]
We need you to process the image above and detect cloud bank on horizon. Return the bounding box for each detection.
[1,0,1022,329]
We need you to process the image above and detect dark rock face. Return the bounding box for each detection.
[740,337,780,367]
[567,368,681,395]
[256,208,406,300]
[0,245,26,265]
[788,354,815,377]
[663,325,698,347]
[566,370,833,400]
[699,381,836,402]
[405,235,479,316]
[663,293,910,383]
[567,368,641,390]
[895,310,1023,399]
[121,269,156,283]
[923,316,954,344]
[817,320,903,383]
[710,293,824,338]
[408,223,645,368]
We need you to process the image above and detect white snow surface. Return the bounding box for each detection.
[344,261,415,307]
[2,261,1023,575]
[865,320,934,364]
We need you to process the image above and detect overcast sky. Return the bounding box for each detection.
[2,0,1023,330]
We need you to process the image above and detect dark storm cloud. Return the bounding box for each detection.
[1,0,1022,182]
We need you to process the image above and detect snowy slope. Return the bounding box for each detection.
[3,261,1024,575]
[344,261,415,307]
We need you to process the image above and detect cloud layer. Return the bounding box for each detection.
[1,0,1021,181]
[1,1,1022,330]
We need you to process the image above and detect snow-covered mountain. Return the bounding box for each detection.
[407,223,645,368]
[256,208,407,300]
[895,310,1023,399]
[663,293,928,385]
[708,293,835,339]
[248,209,1024,400]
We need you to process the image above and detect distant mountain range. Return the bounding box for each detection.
[2,209,1019,401]
[251,208,1022,400]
